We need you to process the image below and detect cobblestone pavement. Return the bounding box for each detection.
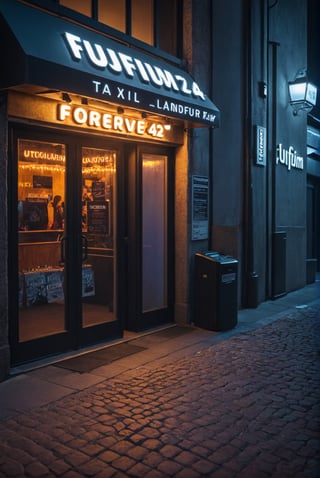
[0,304,319,477]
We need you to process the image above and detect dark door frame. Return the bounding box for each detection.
[125,143,175,331]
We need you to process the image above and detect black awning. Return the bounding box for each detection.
[0,0,220,127]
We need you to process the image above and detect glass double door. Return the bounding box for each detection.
[11,129,120,363]
[10,127,174,365]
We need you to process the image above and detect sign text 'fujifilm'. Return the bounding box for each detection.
[62,32,217,125]
[64,32,205,100]
[276,144,304,171]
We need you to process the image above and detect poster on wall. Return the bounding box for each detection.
[192,175,209,240]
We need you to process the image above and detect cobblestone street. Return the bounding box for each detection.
[0,302,319,477]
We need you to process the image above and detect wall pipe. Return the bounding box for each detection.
[208,0,214,248]
[243,0,259,308]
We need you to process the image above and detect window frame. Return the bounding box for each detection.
[23,0,183,63]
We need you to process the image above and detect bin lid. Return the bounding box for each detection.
[219,255,238,264]
[204,251,220,259]
[197,251,238,264]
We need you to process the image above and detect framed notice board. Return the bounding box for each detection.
[192,175,209,240]
[87,201,110,235]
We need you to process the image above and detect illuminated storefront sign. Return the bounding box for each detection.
[64,32,205,101]
[8,91,184,144]
[57,104,173,139]
[276,144,304,171]
[0,0,220,127]
[62,32,216,124]
[22,150,65,163]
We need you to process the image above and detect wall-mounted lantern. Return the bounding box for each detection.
[288,70,317,116]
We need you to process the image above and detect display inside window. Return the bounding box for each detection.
[18,199,49,231]
[82,147,115,249]
[18,139,65,232]
[16,139,116,343]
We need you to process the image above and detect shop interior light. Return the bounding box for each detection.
[288,69,317,116]
[164,120,171,131]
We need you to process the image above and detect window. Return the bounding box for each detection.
[60,0,92,17]
[157,0,179,56]
[131,0,154,45]
[98,0,126,32]
[59,0,181,57]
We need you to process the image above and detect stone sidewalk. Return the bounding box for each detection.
[0,297,319,477]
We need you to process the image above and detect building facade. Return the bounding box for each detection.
[0,0,318,381]
[211,0,319,308]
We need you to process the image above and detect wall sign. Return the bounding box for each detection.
[255,125,266,166]
[192,176,209,241]
[9,92,184,145]
[58,104,170,139]
[276,144,304,171]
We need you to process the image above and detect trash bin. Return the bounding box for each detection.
[194,251,238,331]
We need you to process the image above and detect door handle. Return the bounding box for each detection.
[60,236,67,264]
[81,234,88,262]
